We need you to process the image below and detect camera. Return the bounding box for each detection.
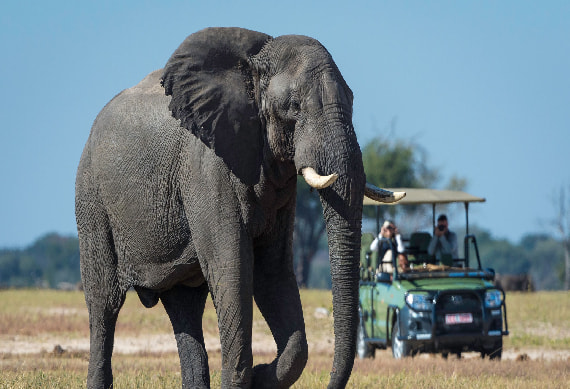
[437,225,445,231]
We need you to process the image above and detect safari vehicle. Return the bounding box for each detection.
[357,189,509,360]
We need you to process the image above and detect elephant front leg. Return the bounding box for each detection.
[252,267,308,388]
[201,240,254,388]
[160,283,211,388]
[250,204,308,388]
[183,170,256,387]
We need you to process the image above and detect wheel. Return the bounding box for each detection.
[443,351,461,359]
[481,338,502,360]
[356,318,375,359]
[391,315,412,359]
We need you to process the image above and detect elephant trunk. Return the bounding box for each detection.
[314,137,365,388]
[294,105,366,387]
[319,172,363,388]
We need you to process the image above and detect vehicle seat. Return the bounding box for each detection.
[452,257,467,268]
[440,253,453,267]
[360,233,378,280]
[408,232,433,263]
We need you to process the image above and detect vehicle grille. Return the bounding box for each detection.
[434,292,483,335]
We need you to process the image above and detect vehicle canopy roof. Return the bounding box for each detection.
[364,188,486,235]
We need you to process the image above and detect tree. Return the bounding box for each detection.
[527,237,564,290]
[294,176,326,287]
[0,233,80,288]
[473,227,564,290]
[554,186,570,290]
[362,136,438,190]
[361,135,440,232]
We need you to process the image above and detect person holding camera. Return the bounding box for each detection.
[427,214,458,260]
[370,220,405,272]
[370,220,405,254]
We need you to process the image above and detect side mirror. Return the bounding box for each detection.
[484,268,496,281]
[375,272,392,283]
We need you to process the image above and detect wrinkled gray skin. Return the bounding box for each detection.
[76,27,364,389]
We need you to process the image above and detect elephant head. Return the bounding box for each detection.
[161,27,403,388]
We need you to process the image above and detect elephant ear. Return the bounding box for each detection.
[162,27,272,185]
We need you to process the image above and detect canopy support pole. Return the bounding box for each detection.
[376,206,381,235]
[464,202,470,235]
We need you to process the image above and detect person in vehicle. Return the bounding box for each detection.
[370,220,405,255]
[427,214,458,260]
[370,220,405,272]
[397,252,410,273]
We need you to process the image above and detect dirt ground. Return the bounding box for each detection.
[2,331,568,362]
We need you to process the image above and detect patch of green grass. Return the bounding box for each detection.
[1,372,85,389]
[504,291,570,349]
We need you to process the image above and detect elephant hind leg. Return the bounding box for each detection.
[77,203,127,389]
[160,283,210,389]
[85,295,126,389]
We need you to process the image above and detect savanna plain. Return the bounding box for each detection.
[1,289,568,388]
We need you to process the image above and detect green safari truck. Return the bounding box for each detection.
[357,189,509,359]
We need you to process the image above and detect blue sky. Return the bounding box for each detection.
[1,1,569,247]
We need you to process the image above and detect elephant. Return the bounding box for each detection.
[495,273,534,292]
[75,27,404,389]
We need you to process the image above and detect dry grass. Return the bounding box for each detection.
[0,289,568,388]
[2,350,568,388]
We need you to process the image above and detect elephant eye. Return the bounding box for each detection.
[290,100,301,112]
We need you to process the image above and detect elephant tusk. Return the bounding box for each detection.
[364,183,406,203]
[301,167,339,189]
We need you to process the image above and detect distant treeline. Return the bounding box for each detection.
[473,228,565,291]
[0,229,566,290]
[0,233,80,289]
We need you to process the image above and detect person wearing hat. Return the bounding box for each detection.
[370,220,405,272]
[427,214,458,261]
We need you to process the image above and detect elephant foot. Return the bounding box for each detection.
[251,360,303,389]
[86,370,113,389]
[252,362,279,389]
[251,334,308,388]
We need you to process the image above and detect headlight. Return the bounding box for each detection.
[406,293,433,311]
[485,290,502,308]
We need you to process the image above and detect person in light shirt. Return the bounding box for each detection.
[370,220,405,272]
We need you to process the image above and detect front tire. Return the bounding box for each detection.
[356,317,375,359]
[481,338,503,360]
[391,315,412,359]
